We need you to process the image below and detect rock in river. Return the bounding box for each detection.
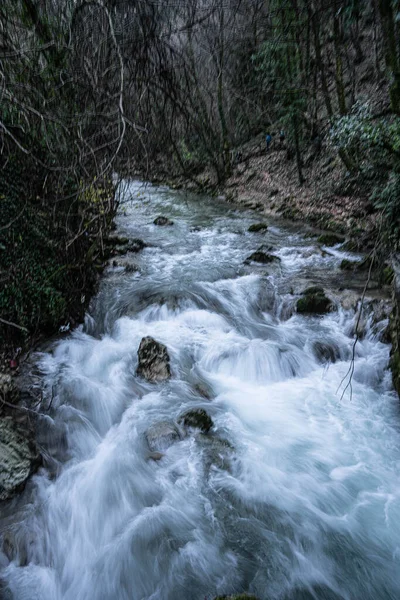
[296,286,334,315]
[248,223,268,233]
[145,420,181,452]
[178,408,213,433]
[154,216,174,226]
[245,251,280,265]
[0,417,40,501]
[136,336,171,382]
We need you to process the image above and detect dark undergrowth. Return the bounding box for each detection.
[0,151,116,355]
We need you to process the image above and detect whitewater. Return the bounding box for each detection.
[1,181,400,600]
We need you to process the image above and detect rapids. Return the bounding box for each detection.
[1,181,400,600]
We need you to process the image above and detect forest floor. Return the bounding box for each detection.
[188,134,378,244]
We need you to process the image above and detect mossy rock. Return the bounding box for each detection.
[245,251,280,265]
[127,238,147,252]
[178,408,213,433]
[297,287,333,315]
[381,266,394,285]
[303,286,325,295]
[340,257,372,272]
[317,233,344,246]
[341,239,360,252]
[340,259,356,270]
[105,235,129,246]
[248,223,268,233]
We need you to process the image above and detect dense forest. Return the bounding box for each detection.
[1,0,400,346]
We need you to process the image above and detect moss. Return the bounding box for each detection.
[341,239,360,252]
[317,233,344,246]
[340,259,356,270]
[297,287,333,314]
[382,266,394,285]
[303,286,325,295]
[248,222,268,233]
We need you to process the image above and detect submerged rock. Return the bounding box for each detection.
[127,238,147,253]
[312,340,340,363]
[112,259,140,273]
[196,434,233,471]
[178,408,213,433]
[147,451,164,461]
[136,336,171,382]
[245,251,280,265]
[297,287,334,315]
[154,216,174,226]
[145,421,181,452]
[0,417,40,501]
[248,223,268,233]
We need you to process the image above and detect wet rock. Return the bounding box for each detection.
[340,256,372,272]
[196,434,233,471]
[147,451,164,461]
[297,287,334,315]
[136,336,171,382]
[340,258,357,271]
[0,417,40,501]
[312,341,340,363]
[127,238,147,253]
[248,223,268,233]
[339,290,360,311]
[245,251,280,265]
[105,235,129,246]
[317,233,344,246]
[112,259,140,273]
[214,595,259,600]
[124,263,139,273]
[178,408,213,433]
[154,216,174,226]
[193,381,214,400]
[0,374,19,405]
[145,421,181,452]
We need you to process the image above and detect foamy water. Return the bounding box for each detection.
[1,181,399,600]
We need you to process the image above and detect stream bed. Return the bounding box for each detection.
[1,181,400,600]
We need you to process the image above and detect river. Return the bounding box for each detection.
[1,180,400,600]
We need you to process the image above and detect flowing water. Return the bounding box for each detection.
[1,181,400,600]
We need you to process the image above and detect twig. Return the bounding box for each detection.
[0,317,28,332]
[336,220,382,401]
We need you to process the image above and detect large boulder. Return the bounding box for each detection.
[296,286,334,315]
[154,216,174,226]
[178,408,213,433]
[145,420,181,452]
[0,417,40,501]
[136,336,171,382]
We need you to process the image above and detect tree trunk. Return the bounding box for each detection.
[378,0,400,114]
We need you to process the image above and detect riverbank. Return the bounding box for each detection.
[158,135,378,246]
